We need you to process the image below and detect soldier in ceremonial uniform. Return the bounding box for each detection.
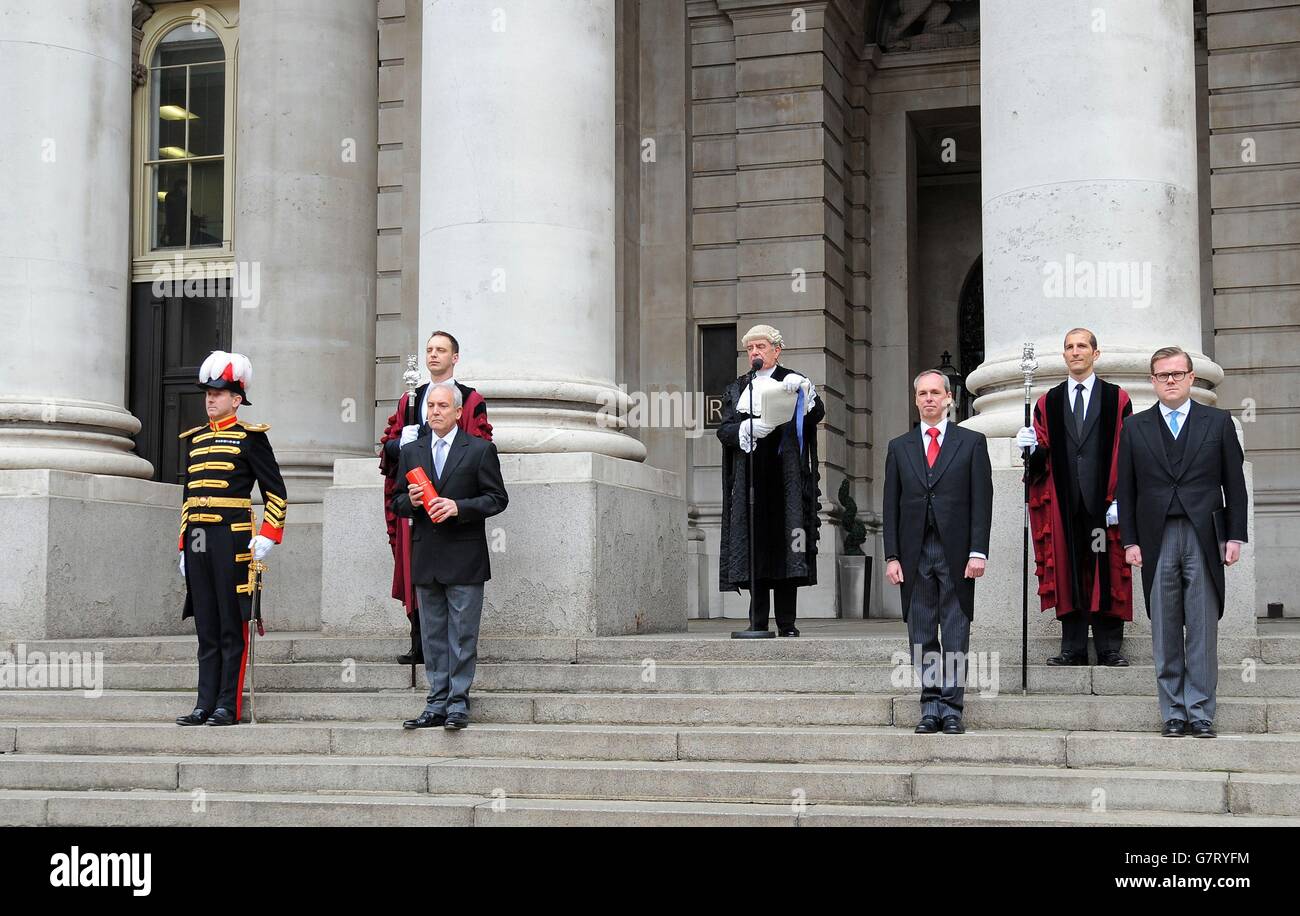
[175,351,287,726]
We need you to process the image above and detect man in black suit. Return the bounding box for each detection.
[392,382,508,730]
[883,370,993,735]
[1117,346,1247,739]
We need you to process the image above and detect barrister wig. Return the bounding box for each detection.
[741,324,784,350]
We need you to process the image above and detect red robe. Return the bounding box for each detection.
[1027,379,1133,620]
[379,382,492,613]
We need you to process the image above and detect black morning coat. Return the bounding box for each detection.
[391,429,509,586]
[1116,400,1248,617]
[882,421,994,620]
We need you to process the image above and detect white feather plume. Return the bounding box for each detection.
[198,350,253,390]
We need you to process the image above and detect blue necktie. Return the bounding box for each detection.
[434,438,447,479]
[1168,411,1180,437]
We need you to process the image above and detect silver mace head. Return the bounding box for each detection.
[1019,342,1038,384]
[403,355,420,393]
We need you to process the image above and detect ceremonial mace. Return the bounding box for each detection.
[733,355,775,639]
[403,355,420,688]
[1019,342,1038,695]
[248,559,267,724]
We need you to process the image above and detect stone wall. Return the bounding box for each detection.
[1205,0,1300,616]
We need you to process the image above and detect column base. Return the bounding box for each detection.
[0,470,186,640]
[0,397,153,479]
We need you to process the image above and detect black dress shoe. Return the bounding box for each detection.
[175,708,209,726]
[1162,718,1187,737]
[402,711,446,729]
[778,627,800,637]
[914,715,941,734]
[1098,650,1130,667]
[1189,719,1217,739]
[941,715,965,735]
[397,649,424,665]
[1046,650,1088,667]
[444,713,469,730]
[206,707,237,726]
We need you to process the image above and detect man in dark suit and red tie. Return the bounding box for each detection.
[883,370,994,735]
[392,382,508,731]
[1118,346,1248,739]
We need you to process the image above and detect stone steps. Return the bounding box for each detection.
[2,628,1298,826]
[14,633,1300,664]
[1,751,1297,816]
[6,722,1300,772]
[3,788,1294,828]
[2,690,1298,731]
[32,659,1300,696]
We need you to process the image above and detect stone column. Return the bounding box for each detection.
[969,0,1254,644]
[417,0,643,460]
[968,0,1222,433]
[0,1,189,640]
[235,0,378,629]
[0,0,151,480]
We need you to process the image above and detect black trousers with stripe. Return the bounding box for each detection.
[184,524,250,717]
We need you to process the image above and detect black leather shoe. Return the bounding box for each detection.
[444,713,469,730]
[206,707,237,726]
[175,708,209,726]
[1046,650,1088,666]
[1162,718,1187,737]
[402,711,446,729]
[397,649,424,665]
[941,715,965,735]
[1098,650,1130,667]
[1189,719,1217,739]
[778,627,800,637]
[914,715,941,734]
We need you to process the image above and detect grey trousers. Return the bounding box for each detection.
[415,582,484,717]
[1149,518,1220,724]
[906,527,971,720]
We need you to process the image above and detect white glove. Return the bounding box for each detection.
[1106,501,1118,527]
[1016,426,1037,452]
[248,535,275,561]
[738,417,775,454]
[781,375,816,414]
[399,424,420,446]
[178,552,186,577]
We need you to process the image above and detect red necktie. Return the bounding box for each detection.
[926,427,941,468]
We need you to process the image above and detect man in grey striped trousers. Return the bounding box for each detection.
[1117,347,1248,739]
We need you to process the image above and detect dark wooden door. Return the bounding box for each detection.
[130,280,232,483]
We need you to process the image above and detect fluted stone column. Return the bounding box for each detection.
[418,0,644,460]
[0,1,190,640]
[0,0,151,479]
[968,0,1221,433]
[235,0,378,629]
[968,0,1254,641]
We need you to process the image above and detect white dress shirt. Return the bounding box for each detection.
[1069,372,1097,418]
[430,424,458,478]
[918,416,984,561]
[1159,398,1189,439]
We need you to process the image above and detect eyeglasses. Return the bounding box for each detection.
[1152,371,1189,383]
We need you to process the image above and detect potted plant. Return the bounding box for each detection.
[837,479,869,618]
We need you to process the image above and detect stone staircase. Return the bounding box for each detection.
[2,621,1298,826]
